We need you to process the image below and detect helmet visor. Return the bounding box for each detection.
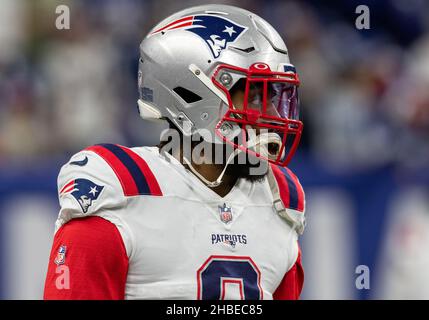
[241,80,300,120]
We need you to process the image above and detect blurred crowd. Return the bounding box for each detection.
[1,0,428,170]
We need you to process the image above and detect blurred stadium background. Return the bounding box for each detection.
[1,0,428,299]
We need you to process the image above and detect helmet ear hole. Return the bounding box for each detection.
[173,87,202,103]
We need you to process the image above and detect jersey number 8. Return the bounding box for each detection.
[197,255,263,300]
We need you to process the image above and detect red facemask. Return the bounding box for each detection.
[212,62,303,167]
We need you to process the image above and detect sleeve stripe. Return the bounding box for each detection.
[86,145,139,196]
[271,165,290,208]
[284,167,305,212]
[280,167,299,211]
[86,144,162,197]
[119,146,162,196]
[98,144,151,196]
[272,165,304,212]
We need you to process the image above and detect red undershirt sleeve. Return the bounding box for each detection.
[273,246,304,300]
[43,216,129,300]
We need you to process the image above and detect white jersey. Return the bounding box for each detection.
[55,143,305,299]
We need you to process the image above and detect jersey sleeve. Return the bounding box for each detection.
[273,244,304,300]
[55,143,162,231]
[55,147,127,232]
[269,165,305,298]
[44,216,129,300]
[46,144,163,299]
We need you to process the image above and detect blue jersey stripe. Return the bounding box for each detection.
[98,143,151,195]
[280,167,299,210]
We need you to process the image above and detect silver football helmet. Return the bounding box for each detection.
[138,4,303,168]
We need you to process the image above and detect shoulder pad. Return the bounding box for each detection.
[85,144,162,197]
[56,144,162,230]
[271,165,305,212]
[269,164,306,234]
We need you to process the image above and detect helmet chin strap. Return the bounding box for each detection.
[183,130,284,188]
[183,146,241,188]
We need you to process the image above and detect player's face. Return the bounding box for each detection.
[229,79,286,161]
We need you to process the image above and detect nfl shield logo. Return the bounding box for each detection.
[219,203,233,224]
[54,245,67,265]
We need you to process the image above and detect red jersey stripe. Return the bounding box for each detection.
[118,146,162,196]
[271,165,291,208]
[86,145,139,196]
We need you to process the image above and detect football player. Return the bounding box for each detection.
[44,4,306,300]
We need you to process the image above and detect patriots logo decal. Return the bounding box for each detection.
[60,178,104,213]
[150,15,248,58]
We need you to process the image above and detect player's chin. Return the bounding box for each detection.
[227,157,269,183]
